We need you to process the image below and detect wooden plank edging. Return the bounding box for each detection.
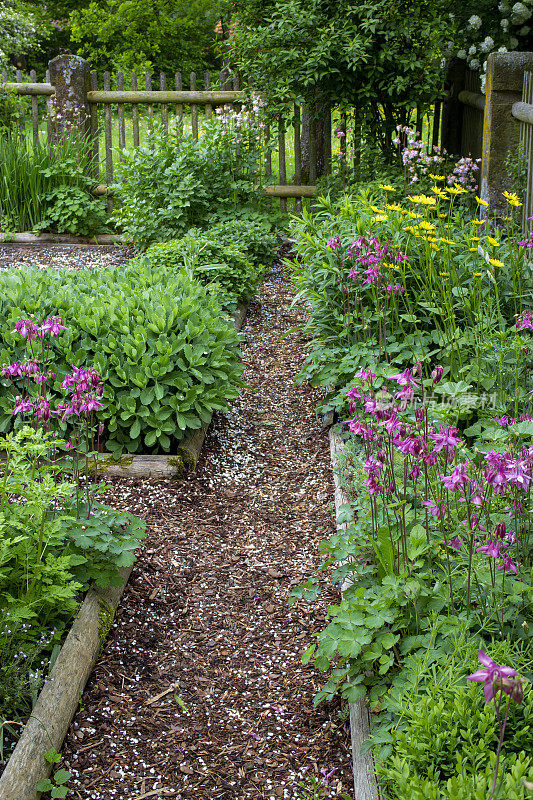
[1,233,128,245]
[328,425,379,800]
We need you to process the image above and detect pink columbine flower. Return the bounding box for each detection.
[467,650,520,703]
[390,368,419,388]
[447,535,461,551]
[326,236,341,250]
[430,426,462,454]
[516,309,533,330]
[64,438,74,450]
[431,365,444,385]
[476,538,503,558]
[40,316,68,337]
[12,318,39,339]
[440,462,470,492]
[13,397,34,415]
[422,499,446,519]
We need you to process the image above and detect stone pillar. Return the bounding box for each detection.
[481,51,533,218]
[48,54,91,140]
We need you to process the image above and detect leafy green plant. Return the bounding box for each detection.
[111,112,269,247]
[36,749,72,799]
[0,263,244,455]
[134,231,264,309]
[0,131,107,235]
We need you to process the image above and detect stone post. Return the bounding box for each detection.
[480,51,533,218]
[48,54,91,140]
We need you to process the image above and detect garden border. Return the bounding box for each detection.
[328,424,379,800]
[0,233,127,245]
[0,303,249,800]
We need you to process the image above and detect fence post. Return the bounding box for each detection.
[480,51,533,217]
[48,54,91,140]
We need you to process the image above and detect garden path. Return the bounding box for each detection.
[60,259,352,799]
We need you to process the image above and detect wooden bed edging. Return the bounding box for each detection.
[0,567,132,800]
[1,232,128,245]
[98,302,248,479]
[328,425,380,800]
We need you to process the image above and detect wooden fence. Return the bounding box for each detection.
[512,70,533,225]
[3,57,327,213]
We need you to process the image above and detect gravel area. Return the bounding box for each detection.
[59,262,353,799]
[0,244,135,271]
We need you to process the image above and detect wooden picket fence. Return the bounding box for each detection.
[4,62,324,213]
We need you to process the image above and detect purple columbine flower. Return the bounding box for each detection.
[440,462,470,492]
[430,426,462,454]
[390,368,419,388]
[320,767,337,782]
[467,650,521,703]
[496,555,518,574]
[40,316,67,337]
[447,535,461,551]
[326,236,341,250]
[12,318,38,339]
[431,365,444,385]
[476,538,503,558]
[516,309,533,330]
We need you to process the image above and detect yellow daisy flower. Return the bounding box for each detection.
[408,194,437,206]
[471,219,485,226]
[379,184,396,192]
[503,190,522,206]
[403,226,416,234]
[447,184,468,195]
[489,258,504,268]
[431,243,441,251]
[429,174,445,181]
[385,203,404,212]
[469,247,478,252]
[439,213,447,219]
[370,206,385,214]
[487,237,501,247]
[419,221,435,231]
[470,236,480,242]
[406,212,422,219]
[440,238,455,245]
[475,197,489,206]
[440,272,450,277]
[371,215,389,222]
[473,272,483,277]
[431,186,448,200]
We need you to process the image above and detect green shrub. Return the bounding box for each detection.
[111,117,268,247]
[206,219,280,266]
[0,264,244,455]
[136,231,264,308]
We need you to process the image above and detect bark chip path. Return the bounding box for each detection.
[62,264,353,799]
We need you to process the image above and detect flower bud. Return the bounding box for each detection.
[432,365,444,385]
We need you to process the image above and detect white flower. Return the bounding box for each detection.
[481,74,487,93]
[511,1,532,21]
[510,36,519,47]
[480,35,495,51]
[499,0,511,9]
[469,58,481,69]
[498,45,509,51]
[468,45,477,55]
[468,14,482,29]
[519,24,531,34]
[501,17,510,29]
[457,49,467,59]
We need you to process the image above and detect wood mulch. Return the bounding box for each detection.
[0,243,135,271]
[25,252,353,798]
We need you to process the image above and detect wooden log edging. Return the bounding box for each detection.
[97,302,248,479]
[1,232,128,246]
[328,424,379,800]
[0,567,132,800]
